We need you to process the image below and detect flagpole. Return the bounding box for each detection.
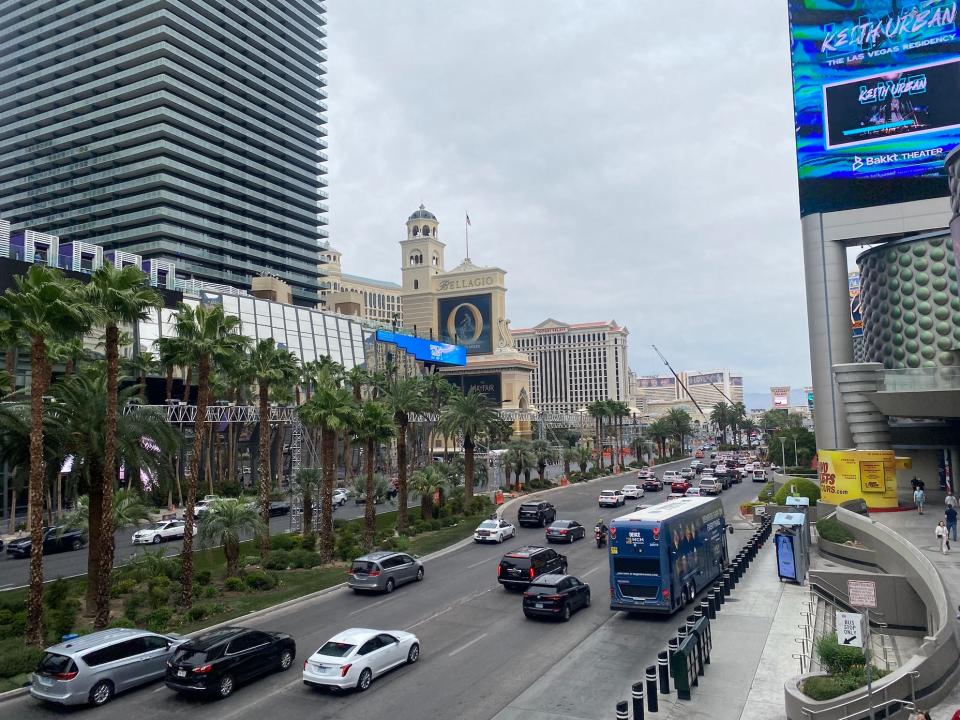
[465,212,470,261]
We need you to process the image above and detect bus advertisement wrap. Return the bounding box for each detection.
[789,0,960,214]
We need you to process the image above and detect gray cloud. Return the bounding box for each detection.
[324,1,810,399]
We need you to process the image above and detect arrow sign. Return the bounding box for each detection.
[836,611,864,648]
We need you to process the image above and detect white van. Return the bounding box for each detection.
[662,470,681,484]
[751,469,768,483]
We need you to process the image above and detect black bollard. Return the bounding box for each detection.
[657,650,670,694]
[632,682,644,720]
[646,666,658,713]
[700,600,710,620]
[713,583,724,605]
[678,624,688,640]
[706,593,717,619]
[616,700,629,720]
[722,572,731,595]
[694,607,703,621]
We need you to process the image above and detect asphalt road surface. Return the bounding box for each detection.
[0,499,384,591]
[4,456,763,720]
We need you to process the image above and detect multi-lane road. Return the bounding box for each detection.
[4,456,762,720]
[0,499,377,591]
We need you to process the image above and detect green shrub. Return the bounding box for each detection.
[0,609,27,640]
[428,519,443,531]
[757,481,777,503]
[263,550,291,571]
[270,534,296,551]
[186,605,209,622]
[148,584,171,610]
[774,477,821,506]
[224,576,245,592]
[0,646,43,677]
[124,593,147,621]
[380,535,410,552]
[241,555,260,568]
[299,534,316,551]
[244,571,277,591]
[195,570,212,587]
[107,618,136,629]
[441,516,457,527]
[816,516,855,544]
[211,603,227,615]
[411,521,428,536]
[145,608,173,633]
[814,635,866,675]
[110,578,139,598]
[289,549,321,569]
[43,578,71,609]
[201,585,220,599]
[44,598,80,642]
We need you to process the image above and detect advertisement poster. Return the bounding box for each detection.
[772,386,791,407]
[438,294,493,355]
[789,0,960,214]
[443,373,502,404]
[818,449,898,508]
[637,377,676,388]
[849,272,864,337]
[776,534,798,581]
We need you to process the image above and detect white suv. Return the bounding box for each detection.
[598,490,625,507]
[132,520,194,545]
[662,470,681,484]
[332,488,348,507]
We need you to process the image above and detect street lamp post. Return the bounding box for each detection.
[779,437,787,475]
[793,436,799,468]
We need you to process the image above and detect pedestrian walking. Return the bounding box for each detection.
[914,486,926,514]
[945,490,957,509]
[946,505,958,542]
[911,476,921,492]
[936,521,950,554]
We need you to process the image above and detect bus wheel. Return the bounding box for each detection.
[680,587,689,606]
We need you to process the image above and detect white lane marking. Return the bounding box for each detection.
[406,586,493,630]
[581,565,604,579]
[447,632,488,657]
[465,558,490,570]
[218,677,304,720]
[0,584,12,591]
[347,596,393,617]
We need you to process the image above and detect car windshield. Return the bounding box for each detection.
[149,523,168,531]
[600,491,615,496]
[172,648,208,665]
[526,584,560,595]
[350,561,377,574]
[37,653,74,675]
[316,641,354,658]
[549,521,571,529]
[478,521,498,529]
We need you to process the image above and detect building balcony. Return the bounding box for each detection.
[864,366,960,419]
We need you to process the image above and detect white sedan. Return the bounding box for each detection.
[132,520,194,544]
[620,484,645,500]
[473,518,516,543]
[303,628,420,692]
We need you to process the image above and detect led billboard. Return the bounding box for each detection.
[375,329,467,366]
[790,0,960,214]
[443,373,502,404]
[438,294,493,355]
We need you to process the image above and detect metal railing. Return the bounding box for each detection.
[881,366,960,392]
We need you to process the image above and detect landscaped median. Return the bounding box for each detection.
[0,499,493,695]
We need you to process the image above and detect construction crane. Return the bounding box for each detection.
[650,345,705,417]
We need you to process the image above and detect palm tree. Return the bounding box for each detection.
[198,498,266,578]
[739,417,757,450]
[647,418,671,460]
[729,402,747,446]
[710,401,731,445]
[247,338,300,561]
[665,408,694,457]
[298,379,356,562]
[353,400,395,550]
[123,351,159,400]
[562,446,579,480]
[574,445,591,475]
[172,302,248,607]
[586,401,607,470]
[54,366,178,617]
[437,389,499,509]
[532,439,558,485]
[61,489,151,537]
[0,265,92,645]
[295,468,323,538]
[85,262,162,628]
[421,371,452,466]
[410,465,446,521]
[155,336,182,402]
[383,376,427,533]
[342,366,369,480]
[504,440,536,490]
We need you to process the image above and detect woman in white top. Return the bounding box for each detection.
[936,520,950,554]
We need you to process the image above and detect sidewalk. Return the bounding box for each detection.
[652,540,804,720]
[869,507,960,717]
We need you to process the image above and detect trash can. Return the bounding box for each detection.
[773,512,808,584]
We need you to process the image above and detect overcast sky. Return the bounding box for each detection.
[324,1,809,404]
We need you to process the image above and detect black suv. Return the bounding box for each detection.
[497,546,567,590]
[517,501,556,528]
[165,626,296,699]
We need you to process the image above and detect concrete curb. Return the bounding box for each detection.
[0,460,689,706]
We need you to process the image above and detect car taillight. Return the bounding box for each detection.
[194,663,213,674]
[497,565,502,576]
[559,529,567,534]
[368,570,380,577]
[662,589,670,599]
[53,671,78,681]
[340,664,352,677]
[609,527,616,538]
[609,587,614,597]
[528,567,535,579]
[543,594,561,601]
[304,660,309,670]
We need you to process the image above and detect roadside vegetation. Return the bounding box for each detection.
[803,636,887,701]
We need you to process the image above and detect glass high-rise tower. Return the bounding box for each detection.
[0,1,327,305]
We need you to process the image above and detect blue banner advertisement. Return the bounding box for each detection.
[789,0,960,214]
[375,329,466,367]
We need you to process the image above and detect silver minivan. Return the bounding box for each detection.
[346,551,424,593]
[30,628,183,706]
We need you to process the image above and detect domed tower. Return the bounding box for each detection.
[401,204,445,293]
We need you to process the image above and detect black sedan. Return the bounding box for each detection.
[6,527,86,558]
[522,574,591,621]
[544,520,586,544]
[642,477,664,492]
[165,626,296,699]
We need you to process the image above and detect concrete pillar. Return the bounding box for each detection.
[802,214,854,449]
[832,363,891,449]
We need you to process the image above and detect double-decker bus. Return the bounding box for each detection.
[608,496,728,614]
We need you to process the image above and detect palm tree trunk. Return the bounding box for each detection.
[463,435,475,508]
[25,338,48,646]
[302,489,313,537]
[319,428,335,562]
[272,424,285,491]
[8,484,16,534]
[420,492,434,521]
[139,370,147,400]
[98,322,121,629]
[343,434,352,483]
[182,366,192,403]
[257,381,271,561]
[205,434,214,497]
[225,540,239,579]
[396,417,409,533]
[364,438,376,551]
[164,365,174,401]
[85,463,103,617]
[181,355,209,608]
